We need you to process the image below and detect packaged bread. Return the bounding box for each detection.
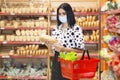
[0,35,5,41]
[16,30,21,36]
[40,35,58,44]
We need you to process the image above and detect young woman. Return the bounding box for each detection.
[51,3,85,80]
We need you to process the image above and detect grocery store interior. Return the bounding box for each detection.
[0,0,119,80]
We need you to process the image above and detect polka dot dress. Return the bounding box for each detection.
[51,24,84,50]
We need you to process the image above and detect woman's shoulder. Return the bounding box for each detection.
[73,24,82,31]
[52,25,62,31]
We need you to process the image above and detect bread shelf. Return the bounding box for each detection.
[1,41,43,45]
[0,12,49,16]
[82,27,99,30]
[51,0,97,2]
[0,27,47,30]
[0,55,48,59]
[0,76,47,79]
[85,42,99,44]
[51,12,99,16]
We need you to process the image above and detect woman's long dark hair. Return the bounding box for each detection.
[57,3,76,28]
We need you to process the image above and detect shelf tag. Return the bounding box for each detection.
[0,27,5,29]
[52,12,56,15]
[3,41,7,44]
[2,55,10,58]
[10,12,15,15]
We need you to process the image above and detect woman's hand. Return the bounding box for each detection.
[53,44,64,52]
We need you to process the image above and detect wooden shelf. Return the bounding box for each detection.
[104,9,120,15]
[0,12,49,16]
[51,12,99,16]
[2,41,43,45]
[0,27,47,30]
[10,55,48,58]
[0,54,48,58]
[51,0,97,2]
[82,27,99,30]
[74,12,99,16]
[85,41,99,44]
[0,76,47,79]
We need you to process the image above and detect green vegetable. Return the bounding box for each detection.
[59,51,77,61]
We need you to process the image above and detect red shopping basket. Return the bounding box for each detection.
[59,50,100,80]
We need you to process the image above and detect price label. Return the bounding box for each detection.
[10,12,15,15]
[2,55,10,58]
[3,41,7,44]
[0,27,5,29]
[52,12,56,15]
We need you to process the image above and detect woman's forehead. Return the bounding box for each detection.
[59,9,65,12]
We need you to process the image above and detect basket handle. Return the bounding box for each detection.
[81,50,90,60]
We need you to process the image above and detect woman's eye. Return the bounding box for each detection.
[59,12,66,15]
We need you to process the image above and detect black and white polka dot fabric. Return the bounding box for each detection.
[51,24,84,50]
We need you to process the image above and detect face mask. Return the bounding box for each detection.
[59,15,67,23]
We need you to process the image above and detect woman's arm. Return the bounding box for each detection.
[54,44,83,53]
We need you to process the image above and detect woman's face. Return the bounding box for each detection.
[58,8,66,16]
[58,8,67,23]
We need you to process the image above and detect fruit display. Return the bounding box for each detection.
[59,51,77,61]
[106,15,118,29]
[101,0,118,11]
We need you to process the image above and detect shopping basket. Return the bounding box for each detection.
[59,50,100,80]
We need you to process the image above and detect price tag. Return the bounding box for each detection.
[0,27,5,29]
[2,55,10,58]
[3,41,7,44]
[10,12,15,15]
[52,12,56,15]
[41,42,45,45]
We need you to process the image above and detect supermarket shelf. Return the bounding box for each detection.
[51,27,99,31]
[108,44,120,54]
[0,54,48,58]
[0,27,47,30]
[74,12,99,16]
[102,9,120,15]
[51,12,99,16]
[105,9,120,15]
[0,76,47,79]
[108,28,120,34]
[10,55,48,58]
[84,41,98,44]
[2,41,43,44]
[82,27,99,30]
[0,12,49,16]
[51,0,97,2]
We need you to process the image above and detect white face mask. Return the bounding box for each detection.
[59,15,67,23]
